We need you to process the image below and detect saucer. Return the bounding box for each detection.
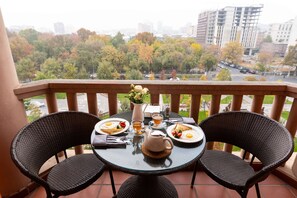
[141,145,171,159]
[149,121,166,129]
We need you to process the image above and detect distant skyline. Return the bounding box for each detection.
[1,0,297,33]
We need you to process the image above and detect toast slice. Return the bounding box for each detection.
[175,123,192,132]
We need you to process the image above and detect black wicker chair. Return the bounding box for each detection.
[191,111,294,198]
[11,111,111,198]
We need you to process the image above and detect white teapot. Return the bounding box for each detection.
[143,130,173,152]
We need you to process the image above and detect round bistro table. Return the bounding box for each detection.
[91,111,206,198]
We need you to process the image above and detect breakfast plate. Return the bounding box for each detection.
[94,118,130,135]
[166,123,204,143]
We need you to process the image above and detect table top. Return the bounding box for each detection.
[91,111,206,176]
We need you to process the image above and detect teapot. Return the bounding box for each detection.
[143,129,173,152]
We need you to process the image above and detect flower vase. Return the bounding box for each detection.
[132,103,144,122]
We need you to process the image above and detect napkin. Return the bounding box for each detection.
[92,134,126,148]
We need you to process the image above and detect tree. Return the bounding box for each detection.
[243,76,258,81]
[9,36,33,62]
[215,68,232,81]
[77,28,96,42]
[200,53,218,73]
[19,28,40,44]
[40,58,62,79]
[134,32,156,45]
[283,44,297,76]
[16,58,36,82]
[100,45,125,72]
[258,51,273,65]
[97,61,115,79]
[63,63,77,79]
[221,42,244,64]
[77,66,89,79]
[125,69,143,80]
[111,32,125,48]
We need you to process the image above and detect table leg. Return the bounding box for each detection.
[117,175,178,198]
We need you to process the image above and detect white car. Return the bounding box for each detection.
[30,101,45,107]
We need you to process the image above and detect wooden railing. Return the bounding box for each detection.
[13,79,297,153]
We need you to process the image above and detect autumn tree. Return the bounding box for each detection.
[63,63,78,79]
[134,32,156,45]
[215,68,232,81]
[77,28,96,42]
[258,51,273,65]
[100,45,125,72]
[39,58,62,79]
[283,44,297,75]
[19,28,40,44]
[221,42,243,64]
[97,61,115,79]
[9,36,33,62]
[77,66,89,79]
[125,69,143,80]
[199,53,218,73]
[16,58,36,82]
[111,32,125,48]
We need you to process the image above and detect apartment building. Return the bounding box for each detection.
[268,20,293,44]
[196,5,263,55]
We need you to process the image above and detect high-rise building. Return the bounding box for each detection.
[287,16,297,49]
[54,22,65,35]
[196,5,263,55]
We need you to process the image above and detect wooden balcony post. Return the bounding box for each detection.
[0,10,30,196]
[66,93,83,154]
[270,95,286,121]
[190,94,201,124]
[251,95,264,114]
[46,92,58,113]
[224,95,243,153]
[171,94,180,114]
[108,93,118,116]
[207,95,221,150]
[87,93,98,116]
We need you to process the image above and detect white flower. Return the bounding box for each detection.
[142,88,148,94]
[134,85,143,92]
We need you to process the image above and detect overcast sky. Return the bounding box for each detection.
[1,0,296,31]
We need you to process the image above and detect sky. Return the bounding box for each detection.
[0,0,297,32]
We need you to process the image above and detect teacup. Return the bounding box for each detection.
[152,113,163,126]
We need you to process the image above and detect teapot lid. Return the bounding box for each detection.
[151,130,166,136]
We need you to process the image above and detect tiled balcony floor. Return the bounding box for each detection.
[27,170,297,198]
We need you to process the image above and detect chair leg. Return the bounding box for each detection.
[109,168,117,196]
[255,183,261,198]
[191,161,198,188]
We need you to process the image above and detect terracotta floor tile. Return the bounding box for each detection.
[195,185,230,198]
[93,171,107,185]
[192,171,219,185]
[165,171,194,184]
[259,185,296,198]
[103,170,132,185]
[259,174,286,185]
[288,186,297,197]
[65,185,101,198]
[98,185,121,198]
[175,185,198,198]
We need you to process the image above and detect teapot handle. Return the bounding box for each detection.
[163,137,173,150]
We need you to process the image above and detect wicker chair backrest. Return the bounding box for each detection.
[199,111,294,167]
[11,111,100,176]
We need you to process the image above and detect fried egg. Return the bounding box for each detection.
[101,121,118,130]
[181,130,198,141]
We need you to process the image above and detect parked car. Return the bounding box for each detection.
[240,68,248,74]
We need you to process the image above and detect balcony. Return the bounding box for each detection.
[4,80,297,197]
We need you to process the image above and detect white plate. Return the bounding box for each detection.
[149,121,166,129]
[94,118,130,135]
[166,123,204,143]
